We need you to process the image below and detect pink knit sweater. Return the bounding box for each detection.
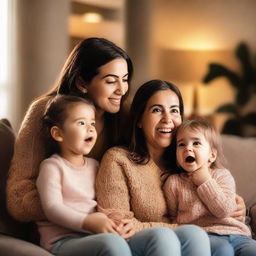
[164,168,251,237]
[36,154,98,250]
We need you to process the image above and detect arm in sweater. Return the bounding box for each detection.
[96,147,177,234]
[163,176,179,221]
[36,161,86,232]
[197,169,237,218]
[7,96,51,222]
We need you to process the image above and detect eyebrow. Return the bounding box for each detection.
[102,73,129,79]
[149,104,179,109]
[177,137,201,143]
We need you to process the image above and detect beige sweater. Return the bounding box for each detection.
[7,95,108,222]
[95,146,178,233]
[164,169,251,237]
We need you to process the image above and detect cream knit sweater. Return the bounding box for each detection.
[95,146,178,233]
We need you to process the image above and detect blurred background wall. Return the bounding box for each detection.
[1,0,256,134]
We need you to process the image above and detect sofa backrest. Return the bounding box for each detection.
[221,134,256,208]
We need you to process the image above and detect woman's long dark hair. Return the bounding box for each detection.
[46,37,133,148]
[126,79,184,165]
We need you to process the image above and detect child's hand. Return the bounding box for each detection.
[189,162,211,186]
[116,219,135,239]
[82,212,118,234]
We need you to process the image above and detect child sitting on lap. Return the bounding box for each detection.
[164,119,256,256]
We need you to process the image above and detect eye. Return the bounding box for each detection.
[177,142,185,147]
[91,122,96,127]
[106,79,116,84]
[122,78,128,83]
[78,121,85,126]
[170,108,180,114]
[193,141,201,145]
[151,107,162,113]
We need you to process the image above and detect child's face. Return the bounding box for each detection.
[176,128,216,173]
[57,102,97,157]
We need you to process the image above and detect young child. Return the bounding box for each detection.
[164,119,256,256]
[36,95,132,255]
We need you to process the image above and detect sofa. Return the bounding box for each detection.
[0,119,52,256]
[0,119,255,255]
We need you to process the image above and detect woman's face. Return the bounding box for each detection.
[83,58,129,114]
[139,89,182,156]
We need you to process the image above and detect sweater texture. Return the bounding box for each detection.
[7,95,107,222]
[36,154,98,250]
[164,169,251,237]
[95,146,178,234]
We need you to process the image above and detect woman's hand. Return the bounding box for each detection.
[230,195,246,222]
[116,219,135,239]
[82,212,118,234]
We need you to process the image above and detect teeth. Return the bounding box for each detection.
[109,99,121,103]
[157,128,172,133]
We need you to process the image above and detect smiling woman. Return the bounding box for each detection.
[96,79,212,256]
[7,37,133,223]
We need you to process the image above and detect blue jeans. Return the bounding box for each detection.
[51,225,210,256]
[209,233,256,256]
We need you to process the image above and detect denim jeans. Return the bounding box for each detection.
[209,233,256,256]
[51,225,210,256]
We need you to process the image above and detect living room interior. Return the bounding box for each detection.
[0,0,256,253]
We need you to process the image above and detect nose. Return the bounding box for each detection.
[161,112,173,124]
[115,81,128,96]
[185,144,193,151]
[86,124,95,133]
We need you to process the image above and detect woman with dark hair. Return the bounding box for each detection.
[7,38,133,222]
[96,79,212,256]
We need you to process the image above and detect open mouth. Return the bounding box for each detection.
[85,136,93,142]
[157,128,172,134]
[185,156,195,163]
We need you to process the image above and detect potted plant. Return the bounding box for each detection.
[203,42,256,137]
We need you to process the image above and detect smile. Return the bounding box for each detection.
[157,128,172,133]
[109,98,121,104]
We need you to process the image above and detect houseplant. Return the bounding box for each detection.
[203,42,256,137]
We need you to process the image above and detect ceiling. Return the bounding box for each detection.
[72,0,124,9]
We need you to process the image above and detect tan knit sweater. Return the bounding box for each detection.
[95,147,178,233]
[7,95,108,222]
[164,169,251,237]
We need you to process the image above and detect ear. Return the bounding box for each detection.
[50,126,63,142]
[209,148,217,164]
[76,77,88,94]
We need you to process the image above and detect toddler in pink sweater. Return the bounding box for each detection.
[164,119,256,256]
[36,95,133,255]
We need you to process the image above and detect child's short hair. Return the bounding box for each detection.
[176,119,225,169]
[42,95,95,154]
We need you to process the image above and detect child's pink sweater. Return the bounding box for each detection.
[164,168,251,237]
[36,154,98,250]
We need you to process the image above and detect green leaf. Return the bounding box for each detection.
[221,119,243,136]
[241,112,256,125]
[216,104,238,115]
[236,42,255,85]
[236,89,251,106]
[203,64,241,89]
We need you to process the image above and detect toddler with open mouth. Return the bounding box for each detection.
[163,118,256,256]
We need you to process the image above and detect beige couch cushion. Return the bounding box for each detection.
[221,135,256,208]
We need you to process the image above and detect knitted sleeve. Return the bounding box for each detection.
[96,148,178,233]
[197,168,237,218]
[163,176,179,220]
[7,96,51,222]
